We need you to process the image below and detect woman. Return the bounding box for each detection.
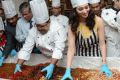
[61,0,112,79]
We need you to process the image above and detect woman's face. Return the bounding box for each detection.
[76,4,90,19]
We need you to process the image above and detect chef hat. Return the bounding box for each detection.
[30,0,49,24]
[89,0,100,4]
[2,0,17,18]
[0,17,4,30]
[52,0,60,7]
[71,0,89,8]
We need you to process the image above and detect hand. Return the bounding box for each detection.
[100,64,112,77]
[10,49,17,56]
[0,51,3,58]
[41,64,54,79]
[61,68,73,80]
[14,64,22,74]
[0,57,5,66]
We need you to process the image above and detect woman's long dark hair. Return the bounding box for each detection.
[69,8,95,33]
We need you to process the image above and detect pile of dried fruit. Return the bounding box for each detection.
[0,63,120,80]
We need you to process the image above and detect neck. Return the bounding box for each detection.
[80,17,86,23]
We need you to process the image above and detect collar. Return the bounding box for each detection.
[111,6,120,14]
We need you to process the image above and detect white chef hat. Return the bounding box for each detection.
[71,0,89,8]
[0,17,4,30]
[89,0,100,4]
[30,0,49,24]
[2,0,17,18]
[52,0,60,7]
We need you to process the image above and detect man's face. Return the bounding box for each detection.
[90,3,101,16]
[7,15,18,26]
[51,6,61,16]
[21,8,32,21]
[36,21,50,35]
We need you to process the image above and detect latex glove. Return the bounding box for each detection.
[0,57,5,66]
[14,64,22,74]
[0,50,3,58]
[61,68,73,80]
[41,64,54,79]
[10,49,17,56]
[100,64,112,77]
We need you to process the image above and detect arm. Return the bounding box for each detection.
[66,26,76,68]
[97,17,106,64]
[52,25,67,60]
[97,17,112,77]
[17,27,36,65]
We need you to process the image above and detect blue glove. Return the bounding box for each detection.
[0,51,3,58]
[100,64,112,77]
[14,64,22,74]
[41,64,54,79]
[0,57,5,66]
[61,68,73,80]
[10,49,17,56]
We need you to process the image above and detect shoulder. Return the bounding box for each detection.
[17,17,26,25]
[101,8,116,16]
[61,15,69,20]
[95,16,104,29]
[50,20,64,32]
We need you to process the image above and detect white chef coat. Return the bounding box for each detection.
[18,20,67,60]
[50,14,69,32]
[15,17,35,43]
[101,7,120,57]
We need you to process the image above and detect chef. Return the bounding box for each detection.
[14,0,67,79]
[101,0,120,57]
[50,0,69,32]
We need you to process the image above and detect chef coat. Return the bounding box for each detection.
[18,20,67,60]
[50,14,69,32]
[15,17,35,43]
[101,7,120,57]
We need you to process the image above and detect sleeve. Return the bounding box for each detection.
[18,28,36,60]
[15,21,26,42]
[52,26,67,59]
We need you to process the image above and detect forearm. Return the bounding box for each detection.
[100,44,106,64]
[66,48,75,68]
[50,58,58,65]
[17,59,25,65]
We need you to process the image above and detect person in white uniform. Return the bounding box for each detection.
[14,0,67,79]
[50,0,69,31]
[16,2,34,45]
[101,0,120,57]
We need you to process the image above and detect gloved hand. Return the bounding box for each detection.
[0,50,3,58]
[14,64,22,74]
[100,64,112,77]
[61,68,73,80]
[10,49,17,56]
[0,57,5,66]
[41,64,54,79]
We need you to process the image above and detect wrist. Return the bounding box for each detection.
[66,68,71,71]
